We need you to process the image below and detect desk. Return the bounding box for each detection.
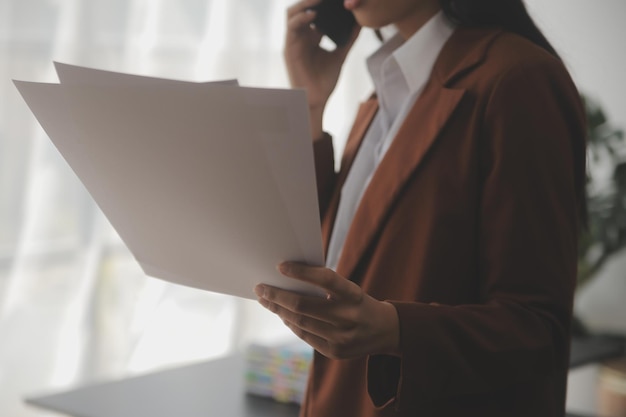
[27,355,299,417]
[570,334,626,369]
[27,336,625,417]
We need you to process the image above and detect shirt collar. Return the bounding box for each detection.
[367,11,456,96]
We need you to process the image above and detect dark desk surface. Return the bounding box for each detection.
[27,337,625,417]
[27,354,299,417]
[570,334,625,369]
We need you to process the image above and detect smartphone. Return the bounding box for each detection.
[312,0,356,48]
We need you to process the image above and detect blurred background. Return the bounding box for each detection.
[0,0,625,416]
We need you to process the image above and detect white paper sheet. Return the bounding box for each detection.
[14,66,325,300]
[53,61,239,86]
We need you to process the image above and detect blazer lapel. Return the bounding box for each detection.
[322,98,378,253]
[336,84,466,280]
[329,27,503,279]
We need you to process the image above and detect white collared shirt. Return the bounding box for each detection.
[326,12,456,271]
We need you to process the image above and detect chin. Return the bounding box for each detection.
[353,12,389,30]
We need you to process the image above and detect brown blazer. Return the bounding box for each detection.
[302,27,586,417]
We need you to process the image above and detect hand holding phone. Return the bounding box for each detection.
[312,0,357,47]
[285,0,359,138]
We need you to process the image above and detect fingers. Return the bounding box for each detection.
[256,287,358,360]
[287,0,322,19]
[282,321,337,358]
[285,2,322,49]
[257,294,336,336]
[286,8,318,33]
[286,0,323,43]
[255,284,337,324]
[278,262,363,303]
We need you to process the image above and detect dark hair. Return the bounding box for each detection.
[439,0,560,59]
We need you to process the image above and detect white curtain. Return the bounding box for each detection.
[0,1,379,416]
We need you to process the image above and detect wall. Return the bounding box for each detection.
[525,0,626,130]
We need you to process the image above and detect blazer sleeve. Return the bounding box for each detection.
[367,58,586,410]
[313,132,337,219]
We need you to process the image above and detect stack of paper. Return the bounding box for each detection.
[14,63,325,300]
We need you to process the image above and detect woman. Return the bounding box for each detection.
[254,0,587,415]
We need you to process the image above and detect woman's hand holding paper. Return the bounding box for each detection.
[255,262,399,360]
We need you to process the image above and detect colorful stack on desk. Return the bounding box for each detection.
[245,341,313,404]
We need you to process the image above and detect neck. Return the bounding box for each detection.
[395,5,441,40]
